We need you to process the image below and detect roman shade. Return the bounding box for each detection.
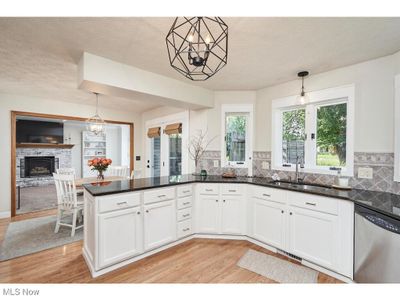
[164,123,182,135]
[147,127,161,138]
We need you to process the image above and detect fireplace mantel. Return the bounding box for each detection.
[16,143,75,149]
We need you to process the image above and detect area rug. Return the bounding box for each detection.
[237,249,318,283]
[0,215,83,261]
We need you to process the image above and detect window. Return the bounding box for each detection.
[221,104,253,173]
[225,113,247,163]
[151,136,161,177]
[272,85,354,176]
[316,102,347,167]
[282,108,306,165]
[169,133,182,176]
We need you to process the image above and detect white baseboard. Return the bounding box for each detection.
[0,211,11,219]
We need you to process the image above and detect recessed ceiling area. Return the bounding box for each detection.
[1,17,400,111]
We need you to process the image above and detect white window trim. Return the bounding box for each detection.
[145,111,189,177]
[271,84,354,177]
[394,75,400,182]
[221,104,253,175]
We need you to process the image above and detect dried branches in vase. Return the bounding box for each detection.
[188,129,217,175]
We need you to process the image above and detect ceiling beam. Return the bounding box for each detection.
[78,52,214,110]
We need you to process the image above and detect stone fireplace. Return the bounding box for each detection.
[16,148,72,188]
[22,156,57,178]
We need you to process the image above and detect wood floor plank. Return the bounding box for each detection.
[0,214,344,284]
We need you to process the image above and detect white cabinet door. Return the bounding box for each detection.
[252,198,286,249]
[144,200,177,251]
[221,196,244,235]
[197,196,220,234]
[288,206,339,270]
[98,207,143,269]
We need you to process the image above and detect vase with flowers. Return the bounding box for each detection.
[88,157,112,180]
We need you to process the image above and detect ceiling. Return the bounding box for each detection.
[1,17,400,112]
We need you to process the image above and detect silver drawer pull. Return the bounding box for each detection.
[205,189,213,191]
[182,190,190,193]
[262,193,271,197]
[157,194,166,198]
[117,201,128,205]
[305,202,316,206]
[228,190,236,192]
[183,228,190,232]
[183,202,190,205]
[182,214,190,217]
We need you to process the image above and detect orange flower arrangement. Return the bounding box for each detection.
[88,157,112,180]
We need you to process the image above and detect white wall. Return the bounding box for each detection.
[185,54,398,154]
[106,126,122,166]
[120,125,131,168]
[0,93,143,216]
[204,91,257,150]
[63,123,85,178]
[256,54,396,153]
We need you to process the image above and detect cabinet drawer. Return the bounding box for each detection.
[177,219,192,238]
[221,184,245,195]
[98,192,140,213]
[144,187,175,204]
[198,184,219,195]
[287,192,338,215]
[177,196,192,210]
[252,186,286,204]
[177,207,192,221]
[177,185,193,198]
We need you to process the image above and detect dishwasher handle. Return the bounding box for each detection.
[355,204,400,235]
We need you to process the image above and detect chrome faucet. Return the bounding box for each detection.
[295,155,305,183]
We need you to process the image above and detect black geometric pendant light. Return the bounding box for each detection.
[166,17,228,81]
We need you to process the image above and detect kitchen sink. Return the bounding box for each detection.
[270,180,333,191]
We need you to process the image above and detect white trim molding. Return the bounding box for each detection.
[394,75,400,182]
[271,84,355,177]
[220,103,254,176]
[0,211,11,219]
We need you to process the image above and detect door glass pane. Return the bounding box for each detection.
[151,137,161,177]
[169,133,182,176]
[225,114,247,162]
[282,109,306,164]
[316,103,347,167]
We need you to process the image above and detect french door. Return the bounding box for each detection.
[145,113,187,178]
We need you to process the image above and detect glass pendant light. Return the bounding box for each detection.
[86,92,106,135]
[296,71,309,105]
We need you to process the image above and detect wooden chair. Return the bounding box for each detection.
[53,173,83,237]
[107,166,130,178]
[56,168,84,195]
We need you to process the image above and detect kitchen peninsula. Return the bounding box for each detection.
[82,175,400,280]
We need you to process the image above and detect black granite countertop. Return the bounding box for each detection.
[83,174,400,221]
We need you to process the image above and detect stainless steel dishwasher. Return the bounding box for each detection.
[354,204,400,283]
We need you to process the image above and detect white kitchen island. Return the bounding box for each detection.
[82,175,354,281]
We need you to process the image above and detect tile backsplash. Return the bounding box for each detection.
[198,151,400,194]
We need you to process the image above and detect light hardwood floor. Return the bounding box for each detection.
[0,211,342,283]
